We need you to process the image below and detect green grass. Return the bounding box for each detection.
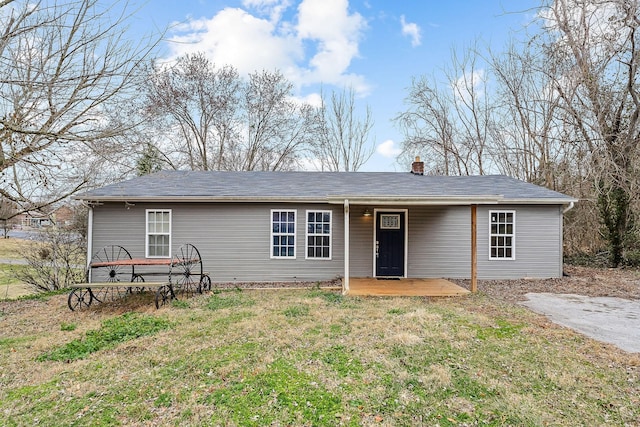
[0,264,28,286]
[37,313,172,361]
[1,289,639,426]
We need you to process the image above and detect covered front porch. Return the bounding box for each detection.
[345,277,470,297]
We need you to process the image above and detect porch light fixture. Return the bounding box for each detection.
[363,208,372,217]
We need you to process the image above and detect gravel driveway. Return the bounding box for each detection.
[520,293,640,353]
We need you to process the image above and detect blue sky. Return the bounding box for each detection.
[135,0,539,172]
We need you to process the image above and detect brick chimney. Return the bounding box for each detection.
[411,156,424,175]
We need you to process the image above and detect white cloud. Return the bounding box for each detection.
[400,15,421,47]
[376,139,402,158]
[296,0,366,85]
[168,8,301,77]
[166,0,368,94]
[242,0,291,23]
[289,92,323,108]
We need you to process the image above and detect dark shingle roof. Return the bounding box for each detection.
[76,171,576,204]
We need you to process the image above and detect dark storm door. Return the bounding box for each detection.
[375,211,405,277]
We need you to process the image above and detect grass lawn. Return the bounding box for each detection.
[0,237,31,260]
[1,288,639,426]
[0,264,32,299]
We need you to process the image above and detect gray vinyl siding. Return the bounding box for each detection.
[407,206,471,278]
[91,202,344,283]
[346,204,563,279]
[476,205,563,279]
[90,202,564,282]
[349,205,375,277]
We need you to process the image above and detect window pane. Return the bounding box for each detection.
[323,224,330,234]
[323,212,330,222]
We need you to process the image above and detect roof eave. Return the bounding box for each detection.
[74,194,578,205]
[74,195,330,203]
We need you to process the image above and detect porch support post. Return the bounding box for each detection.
[86,206,94,282]
[471,204,477,292]
[343,199,350,294]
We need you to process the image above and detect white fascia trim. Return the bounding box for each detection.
[498,198,579,205]
[76,196,329,203]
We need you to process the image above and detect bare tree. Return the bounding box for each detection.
[0,196,17,237]
[142,56,316,171]
[313,87,374,171]
[537,0,640,266]
[241,70,317,171]
[143,53,242,171]
[394,46,494,176]
[0,0,159,219]
[394,76,462,175]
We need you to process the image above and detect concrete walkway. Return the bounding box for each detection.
[0,258,28,265]
[521,293,640,353]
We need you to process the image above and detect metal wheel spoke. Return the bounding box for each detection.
[68,288,93,311]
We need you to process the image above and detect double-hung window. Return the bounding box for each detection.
[271,210,296,258]
[490,210,515,260]
[306,210,331,259]
[146,209,171,258]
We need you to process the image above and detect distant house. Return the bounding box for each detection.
[52,205,74,227]
[14,205,75,229]
[17,211,51,228]
[75,160,577,292]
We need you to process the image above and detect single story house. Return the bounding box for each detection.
[75,161,577,293]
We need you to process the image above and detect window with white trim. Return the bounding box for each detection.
[490,210,515,259]
[146,209,171,258]
[306,210,331,259]
[271,210,296,258]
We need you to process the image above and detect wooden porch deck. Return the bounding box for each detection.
[346,277,470,297]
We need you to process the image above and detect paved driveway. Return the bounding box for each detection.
[521,293,640,353]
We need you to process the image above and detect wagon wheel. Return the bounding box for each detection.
[127,274,146,294]
[90,245,134,283]
[68,288,93,311]
[170,244,203,296]
[199,274,212,293]
[155,285,174,309]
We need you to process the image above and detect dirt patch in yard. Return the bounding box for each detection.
[454,265,640,303]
